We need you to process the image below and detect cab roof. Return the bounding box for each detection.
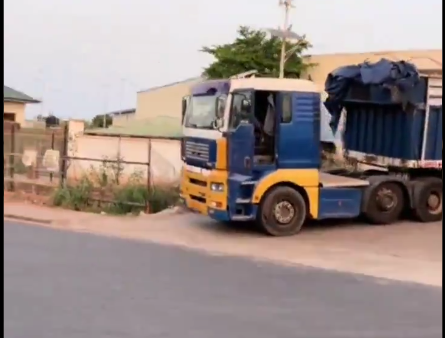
[230,77,320,93]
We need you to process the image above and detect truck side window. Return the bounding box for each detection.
[230,91,252,129]
[281,93,292,123]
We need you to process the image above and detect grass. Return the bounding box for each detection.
[52,160,179,215]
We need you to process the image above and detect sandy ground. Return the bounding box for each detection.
[4,200,443,287]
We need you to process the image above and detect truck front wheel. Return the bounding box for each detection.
[364,182,404,224]
[257,186,307,236]
[412,178,443,223]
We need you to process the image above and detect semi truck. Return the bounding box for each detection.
[179,60,442,236]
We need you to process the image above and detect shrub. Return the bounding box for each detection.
[53,177,93,211]
[52,176,179,215]
[147,185,180,213]
[109,184,149,215]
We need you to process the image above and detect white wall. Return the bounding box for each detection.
[67,123,181,185]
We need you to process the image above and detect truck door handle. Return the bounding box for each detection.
[244,156,251,169]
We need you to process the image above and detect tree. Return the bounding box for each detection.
[201,26,313,79]
[91,114,112,128]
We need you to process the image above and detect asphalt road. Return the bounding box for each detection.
[4,221,442,338]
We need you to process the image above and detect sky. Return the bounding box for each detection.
[4,0,443,120]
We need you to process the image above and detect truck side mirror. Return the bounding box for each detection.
[181,96,189,124]
[212,118,224,130]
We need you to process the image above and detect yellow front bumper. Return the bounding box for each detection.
[180,169,228,215]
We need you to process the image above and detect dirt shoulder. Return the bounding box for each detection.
[4,201,442,287]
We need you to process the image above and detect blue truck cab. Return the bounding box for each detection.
[180,67,442,236]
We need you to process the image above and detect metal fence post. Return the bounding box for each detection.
[116,136,122,185]
[8,123,16,191]
[49,130,55,183]
[147,138,151,189]
[59,124,69,187]
[145,138,152,214]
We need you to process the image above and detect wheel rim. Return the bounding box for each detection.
[273,201,295,224]
[427,191,442,215]
[376,187,398,212]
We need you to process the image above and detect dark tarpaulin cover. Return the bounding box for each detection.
[324,58,420,133]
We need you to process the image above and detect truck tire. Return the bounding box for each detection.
[257,186,307,236]
[364,182,404,225]
[412,178,442,222]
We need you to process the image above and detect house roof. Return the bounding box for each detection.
[4,86,40,103]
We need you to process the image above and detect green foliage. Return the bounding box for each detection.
[110,184,179,215]
[91,114,112,128]
[52,160,179,215]
[201,26,313,79]
[53,177,93,211]
[147,185,180,214]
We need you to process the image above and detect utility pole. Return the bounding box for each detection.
[279,0,294,78]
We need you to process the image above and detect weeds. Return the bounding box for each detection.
[53,177,93,211]
[52,159,179,215]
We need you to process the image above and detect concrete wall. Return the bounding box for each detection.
[135,78,202,120]
[112,112,136,127]
[303,49,443,89]
[67,121,181,185]
[4,101,26,126]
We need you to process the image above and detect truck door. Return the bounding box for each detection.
[227,91,254,176]
[275,91,321,168]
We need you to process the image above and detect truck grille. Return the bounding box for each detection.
[185,141,209,162]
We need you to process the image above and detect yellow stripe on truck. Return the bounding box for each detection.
[215,138,227,170]
[251,169,320,219]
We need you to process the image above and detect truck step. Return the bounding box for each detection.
[241,180,257,185]
[231,215,254,221]
[236,198,251,204]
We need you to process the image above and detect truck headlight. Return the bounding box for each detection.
[210,183,224,192]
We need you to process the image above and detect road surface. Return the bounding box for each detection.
[4,221,442,338]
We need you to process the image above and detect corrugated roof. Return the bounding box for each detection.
[4,86,40,103]
[86,116,182,139]
[138,77,203,94]
[108,108,136,116]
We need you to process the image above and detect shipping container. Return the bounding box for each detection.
[329,69,442,169]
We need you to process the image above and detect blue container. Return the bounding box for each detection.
[341,76,442,167]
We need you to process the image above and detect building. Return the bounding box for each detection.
[135,77,202,121]
[110,108,136,127]
[302,49,442,89]
[4,86,40,126]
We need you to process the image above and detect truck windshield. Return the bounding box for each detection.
[184,95,226,129]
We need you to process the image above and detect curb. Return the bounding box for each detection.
[4,214,53,224]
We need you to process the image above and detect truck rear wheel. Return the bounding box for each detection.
[364,182,404,224]
[257,186,307,236]
[412,178,443,223]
